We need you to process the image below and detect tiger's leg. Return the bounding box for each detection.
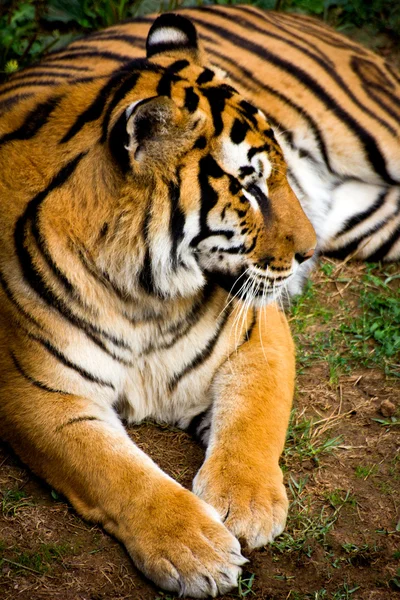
[0,373,246,597]
[193,302,294,549]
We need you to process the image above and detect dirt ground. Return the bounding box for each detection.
[0,258,399,600]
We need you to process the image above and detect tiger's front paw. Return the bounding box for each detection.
[124,483,247,598]
[193,456,288,550]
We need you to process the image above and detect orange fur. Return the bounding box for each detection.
[0,11,317,598]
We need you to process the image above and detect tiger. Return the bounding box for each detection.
[0,4,398,598]
[3,5,397,276]
[0,10,317,599]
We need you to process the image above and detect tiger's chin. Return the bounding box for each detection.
[205,269,291,307]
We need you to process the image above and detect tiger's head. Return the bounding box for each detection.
[87,13,316,305]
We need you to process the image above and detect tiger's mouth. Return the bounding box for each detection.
[206,268,292,305]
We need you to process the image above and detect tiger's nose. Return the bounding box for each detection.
[295,247,315,264]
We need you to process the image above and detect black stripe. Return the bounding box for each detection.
[101,71,145,143]
[384,62,400,87]
[247,183,271,222]
[230,118,249,144]
[266,9,369,54]
[325,203,400,260]
[191,15,397,184]
[64,60,150,145]
[23,64,91,73]
[61,76,126,143]
[239,6,335,66]
[77,249,133,303]
[239,99,258,125]
[365,87,400,126]
[156,73,176,97]
[168,308,231,392]
[168,175,186,269]
[244,307,257,342]
[107,108,131,173]
[248,144,270,160]
[191,154,224,247]
[83,31,145,47]
[212,232,257,255]
[9,70,75,83]
[30,209,84,304]
[201,85,233,137]
[10,351,70,395]
[193,135,207,150]
[56,416,102,431]
[156,61,188,97]
[350,56,400,123]
[0,93,34,115]
[336,189,388,236]
[138,202,156,295]
[184,87,200,113]
[186,407,212,446]
[227,6,397,136]
[14,154,132,354]
[28,331,115,389]
[45,49,133,65]
[0,269,43,330]
[0,79,61,99]
[203,44,332,172]
[287,167,307,199]
[28,333,115,390]
[367,221,400,262]
[196,68,215,85]
[141,281,216,356]
[239,166,255,178]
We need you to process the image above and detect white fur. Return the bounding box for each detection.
[148,27,188,46]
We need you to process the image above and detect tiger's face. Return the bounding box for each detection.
[100,15,316,305]
[189,104,316,305]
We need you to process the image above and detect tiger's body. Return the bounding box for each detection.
[0,10,317,598]
[0,6,397,598]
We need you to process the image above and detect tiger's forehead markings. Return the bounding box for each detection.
[156,59,190,96]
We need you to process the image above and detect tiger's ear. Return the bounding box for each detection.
[146,13,202,64]
[125,96,199,163]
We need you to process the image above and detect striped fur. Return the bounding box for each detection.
[3,5,396,262]
[0,11,317,598]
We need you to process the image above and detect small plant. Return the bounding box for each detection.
[237,573,256,598]
[1,488,34,516]
[0,542,74,575]
[325,489,357,510]
[354,464,378,480]
[272,475,338,557]
[283,409,342,468]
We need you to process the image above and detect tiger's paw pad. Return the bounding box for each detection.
[193,461,288,550]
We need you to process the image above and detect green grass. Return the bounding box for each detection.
[354,464,378,480]
[291,262,400,381]
[286,582,360,599]
[0,542,75,575]
[1,488,34,516]
[283,409,343,469]
[324,489,357,510]
[237,573,256,598]
[272,476,341,558]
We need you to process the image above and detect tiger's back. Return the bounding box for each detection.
[1,4,398,262]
